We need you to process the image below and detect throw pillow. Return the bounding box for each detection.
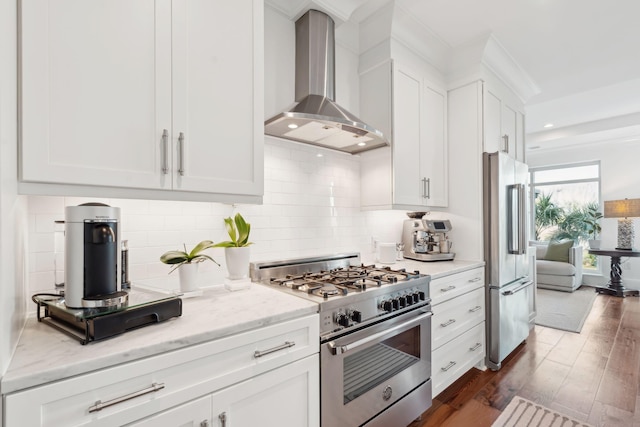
[544,240,573,263]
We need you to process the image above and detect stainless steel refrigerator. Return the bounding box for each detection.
[483,151,533,371]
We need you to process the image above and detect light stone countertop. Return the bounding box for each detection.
[1,257,483,395]
[1,283,317,395]
[360,256,485,280]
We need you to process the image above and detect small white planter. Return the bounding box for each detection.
[588,239,601,250]
[178,262,199,292]
[225,246,251,280]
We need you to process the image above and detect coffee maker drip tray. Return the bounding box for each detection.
[403,252,455,262]
[33,287,182,345]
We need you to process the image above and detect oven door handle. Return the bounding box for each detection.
[327,311,432,355]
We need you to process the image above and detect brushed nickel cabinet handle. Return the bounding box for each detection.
[161,129,169,174]
[441,361,457,372]
[468,277,482,283]
[440,319,456,327]
[440,285,456,293]
[502,134,509,152]
[88,382,165,413]
[468,305,482,313]
[426,178,431,199]
[470,343,482,351]
[218,412,227,427]
[254,341,295,358]
[178,132,185,176]
[200,420,209,427]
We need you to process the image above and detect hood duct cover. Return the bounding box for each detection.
[264,10,389,155]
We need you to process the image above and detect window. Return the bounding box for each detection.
[530,161,601,272]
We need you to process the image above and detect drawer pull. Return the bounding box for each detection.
[201,420,210,427]
[468,277,482,283]
[88,382,165,413]
[470,342,482,352]
[254,341,295,358]
[219,412,227,427]
[440,319,456,327]
[441,361,457,372]
[440,285,456,293]
[468,305,482,313]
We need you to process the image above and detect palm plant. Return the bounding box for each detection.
[534,192,564,240]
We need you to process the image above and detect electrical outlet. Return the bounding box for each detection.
[371,237,378,253]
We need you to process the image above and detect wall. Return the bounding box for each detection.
[26,138,389,298]
[528,140,640,288]
[1,0,28,385]
[23,5,412,309]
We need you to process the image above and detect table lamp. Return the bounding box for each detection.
[604,198,640,250]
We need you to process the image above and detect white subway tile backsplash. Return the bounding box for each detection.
[25,140,409,306]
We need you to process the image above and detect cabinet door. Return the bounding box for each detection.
[421,82,448,207]
[171,0,263,196]
[515,111,526,162]
[20,0,171,189]
[126,395,211,427]
[392,65,423,206]
[501,104,517,157]
[484,90,502,154]
[212,355,319,427]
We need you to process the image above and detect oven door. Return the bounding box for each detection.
[321,307,432,427]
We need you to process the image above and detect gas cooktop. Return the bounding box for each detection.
[250,253,431,339]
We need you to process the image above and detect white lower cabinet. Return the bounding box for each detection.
[3,314,319,427]
[430,267,486,396]
[128,355,319,427]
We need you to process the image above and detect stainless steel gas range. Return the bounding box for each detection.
[250,253,433,427]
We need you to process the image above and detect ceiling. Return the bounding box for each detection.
[394,0,640,151]
[267,0,640,151]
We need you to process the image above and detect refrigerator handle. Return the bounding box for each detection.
[508,183,526,255]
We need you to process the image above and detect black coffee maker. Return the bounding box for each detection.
[64,203,128,308]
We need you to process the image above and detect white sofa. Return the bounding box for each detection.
[530,241,583,292]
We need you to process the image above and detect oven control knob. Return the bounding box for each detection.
[350,310,362,323]
[417,291,426,301]
[391,299,399,310]
[405,294,414,305]
[397,296,407,308]
[336,313,350,327]
[381,300,393,312]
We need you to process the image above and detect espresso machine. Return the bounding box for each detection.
[402,217,455,262]
[64,203,128,308]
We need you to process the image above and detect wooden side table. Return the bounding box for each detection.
[588,248,640,297]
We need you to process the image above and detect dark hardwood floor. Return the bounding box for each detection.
[410,290,640,427]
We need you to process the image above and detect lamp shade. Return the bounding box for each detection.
[604,198,640,218]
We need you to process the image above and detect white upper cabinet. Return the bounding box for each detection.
[484,87,525,162]
[19,0,263,202]
[360,60,448,210]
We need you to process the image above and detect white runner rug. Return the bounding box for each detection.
[535,286,597,333]
[493,396,593,427]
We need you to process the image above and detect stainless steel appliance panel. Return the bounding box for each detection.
[484,151,532,370]
[321,307,432,427]
[488,279,533,365]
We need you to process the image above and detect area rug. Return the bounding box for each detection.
[492,396,593,427]
[535,286,597,333]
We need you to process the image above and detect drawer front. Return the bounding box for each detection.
[432,287,484,350]
[432,322,485,397]
[5,314,319,427]
[430,267,484,306]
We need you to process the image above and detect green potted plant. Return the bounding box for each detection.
[160,240,219,291]
[584,205,603,249]
[213,213,253,284]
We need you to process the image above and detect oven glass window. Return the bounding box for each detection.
[343,325,421,404]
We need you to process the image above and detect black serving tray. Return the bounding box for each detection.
[34,287,182,344]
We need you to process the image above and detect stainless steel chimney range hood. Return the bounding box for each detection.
[265,9,389,155]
